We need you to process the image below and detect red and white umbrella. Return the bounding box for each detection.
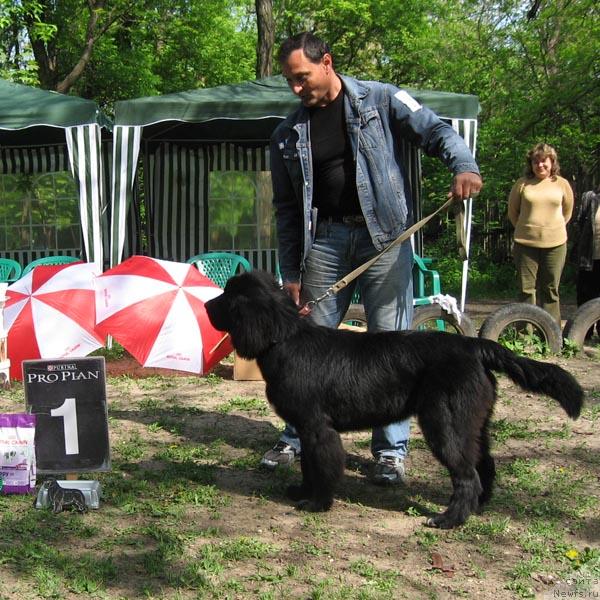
[4,262,104,380]
[95,256,232,374]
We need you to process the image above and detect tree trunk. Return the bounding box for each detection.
[56,1,103,94]
[255,0,274,78]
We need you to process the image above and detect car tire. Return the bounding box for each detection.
[563,298,600,348]
[410,304,477,336]
[478,302,562,353]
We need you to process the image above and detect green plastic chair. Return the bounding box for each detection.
[412,254,441,305]
[21,255,81,277]
[0,258,22,283]
[186,252,252,288]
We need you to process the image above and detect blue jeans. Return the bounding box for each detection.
[279,220,413,459]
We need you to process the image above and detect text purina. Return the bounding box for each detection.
[27,371,100,384]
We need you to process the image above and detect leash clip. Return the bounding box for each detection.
[299,287,334,316]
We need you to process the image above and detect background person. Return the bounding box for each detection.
[574,184,600,338]
[263,32,482,484]
[507,143,574,325]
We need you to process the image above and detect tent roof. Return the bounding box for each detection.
[114,75,480,143]
[0,79,110,145]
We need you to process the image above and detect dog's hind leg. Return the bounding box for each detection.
[428,469,482,529]
[290,423,344,512]
[476,416,496,507]
[418,398,484,528]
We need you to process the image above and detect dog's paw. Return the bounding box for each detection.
[425,514,464,529]
[295,498,332,512]
[286,484,310,502]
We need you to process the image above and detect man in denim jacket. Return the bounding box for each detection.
[261,32,482,484]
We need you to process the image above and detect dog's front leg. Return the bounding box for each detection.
[286,451,313,502]
[291,424,344,512]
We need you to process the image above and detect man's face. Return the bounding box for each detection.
[282,49,335,107]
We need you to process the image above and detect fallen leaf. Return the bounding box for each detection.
[429,552,456,577]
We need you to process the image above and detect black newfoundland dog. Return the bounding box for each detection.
[205,271,583,528]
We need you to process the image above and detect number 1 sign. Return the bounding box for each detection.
[24,358,110,473]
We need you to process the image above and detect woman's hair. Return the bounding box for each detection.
[278,32,332,65]
[524,143,560,178]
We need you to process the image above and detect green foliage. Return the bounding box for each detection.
[561,338,581,358]
[1,0,599,286]
[1,0,256,109]
[90,341,126,361]
[498,327,551,357]
[0,173,80,252]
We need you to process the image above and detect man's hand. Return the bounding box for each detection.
[283,281,314,315]
[448,172,483,201]
[283,281,301,305]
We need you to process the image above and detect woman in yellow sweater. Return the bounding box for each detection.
[507,143,574,324]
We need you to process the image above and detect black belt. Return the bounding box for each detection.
[325,215,366,226]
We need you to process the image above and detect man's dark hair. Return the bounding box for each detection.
[278,32,332,65]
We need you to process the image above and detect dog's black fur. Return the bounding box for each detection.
[205,271,584,528]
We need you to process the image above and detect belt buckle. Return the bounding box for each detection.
[342,215,365,226]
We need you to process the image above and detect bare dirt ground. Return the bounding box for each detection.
[1,301,598,599]
[101,351,599,599]
[95,300,599,599]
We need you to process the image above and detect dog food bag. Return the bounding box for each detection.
[0,413,36,494]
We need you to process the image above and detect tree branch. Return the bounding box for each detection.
[56,0,134,94]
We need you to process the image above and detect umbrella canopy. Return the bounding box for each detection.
[4,263,104,380]
[95,256,232,374]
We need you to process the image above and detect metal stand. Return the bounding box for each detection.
[34,478,102,511]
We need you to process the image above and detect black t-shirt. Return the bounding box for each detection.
[309,89,361,217]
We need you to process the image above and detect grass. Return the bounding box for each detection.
[0,358,598,599]
[217,395,270,416]
[497,327,552,358]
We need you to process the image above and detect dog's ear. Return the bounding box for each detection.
[226,273,301,358]
[229,296,275,358]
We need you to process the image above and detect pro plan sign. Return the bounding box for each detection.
[24,357,110,473]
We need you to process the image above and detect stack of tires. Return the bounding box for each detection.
[410,299,600,354]
[345,298,600,354]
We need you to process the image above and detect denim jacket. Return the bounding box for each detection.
[270,74,480,282]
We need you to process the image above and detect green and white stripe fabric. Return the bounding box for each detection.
[146,142,269,262]
[65,124,105,269]
[109,122,477,272]
[0,80,111,270]
[110,125,142,266]
[0,130,108,268]
[0,145,70,173]
[109,77,480,272]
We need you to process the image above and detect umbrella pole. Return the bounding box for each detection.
[210,333,230,354]
[0,283,10,389]
[460,197,473,313]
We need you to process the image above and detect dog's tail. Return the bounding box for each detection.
[476,338,583,419]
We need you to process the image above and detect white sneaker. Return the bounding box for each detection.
[260,441,300,469]
[373,455,406,485]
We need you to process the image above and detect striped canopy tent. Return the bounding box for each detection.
[111,76,479,304]
[0,80,110,269]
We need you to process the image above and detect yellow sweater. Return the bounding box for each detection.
[507,175,574,248]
